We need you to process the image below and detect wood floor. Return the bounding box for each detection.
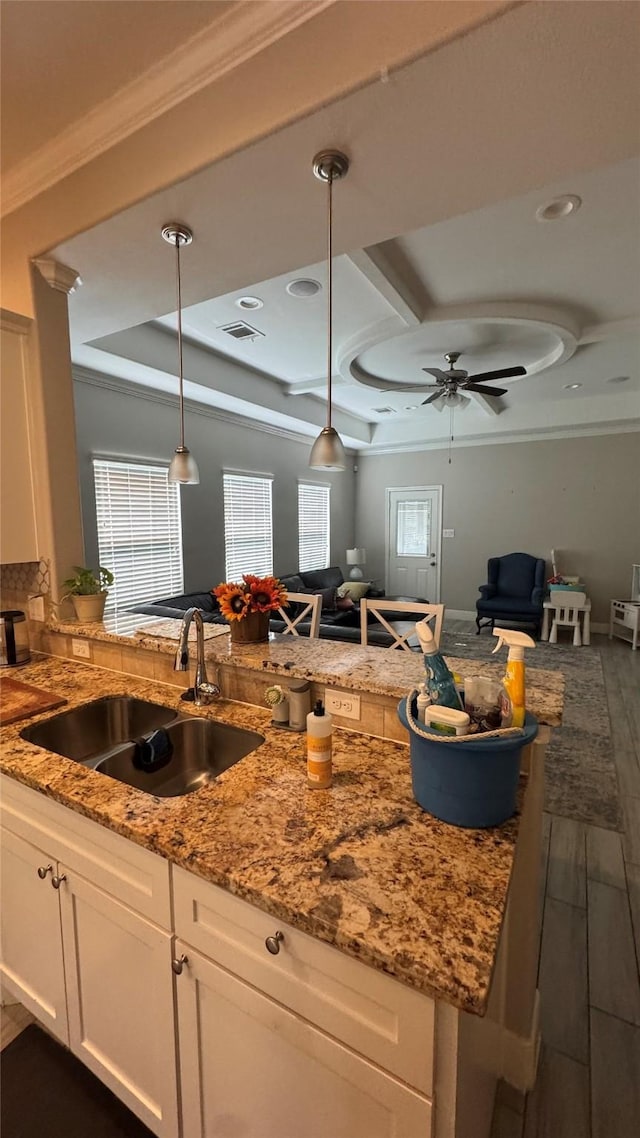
[3,627,639,1138]
[488,629,640,1138]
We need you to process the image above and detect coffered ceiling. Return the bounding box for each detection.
[36,1,640,452]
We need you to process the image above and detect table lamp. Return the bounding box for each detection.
[346,548,366,580]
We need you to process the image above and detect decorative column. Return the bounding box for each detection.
[26,258,84,607]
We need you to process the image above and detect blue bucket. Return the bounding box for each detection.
[397,698,538,828]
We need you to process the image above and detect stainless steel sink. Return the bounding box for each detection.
[20,695,264,797]
[95,718,265,797]
[20,696,178,763]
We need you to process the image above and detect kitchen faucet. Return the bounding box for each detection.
[174,608,221,706]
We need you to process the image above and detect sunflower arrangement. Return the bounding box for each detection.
[213,574,288,622]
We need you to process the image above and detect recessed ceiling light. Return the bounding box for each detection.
[607,375,630,385]
[286,278,322,298]
[535,194,582,222]
[563,382,583,390]
[404,405,419,411]
[236,296,263,310]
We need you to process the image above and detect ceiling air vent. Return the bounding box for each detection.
[219,321,264,341]
[372,406,398,415]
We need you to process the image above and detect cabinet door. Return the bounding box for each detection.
[58,869,179,1138]
[0,827,68,1043]
[176,942,432,1138]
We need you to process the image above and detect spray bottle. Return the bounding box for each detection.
[492,629,536,728]
[416,620,462,711]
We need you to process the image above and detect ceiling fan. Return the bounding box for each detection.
[416,351,527,410]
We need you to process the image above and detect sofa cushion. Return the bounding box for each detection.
[300,566,344,591]
[280,574,307,593]
[337,580,371,602]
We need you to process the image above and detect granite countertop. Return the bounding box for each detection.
[51,614,564,727]
[0,654,546,1017]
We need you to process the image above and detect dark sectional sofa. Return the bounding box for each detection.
[131,566,427,648]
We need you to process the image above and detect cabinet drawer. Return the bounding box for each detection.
[0,775,171,928]
[173,866,434,1096]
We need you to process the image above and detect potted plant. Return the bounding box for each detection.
[213,574,287,643]
[61,566,114,622]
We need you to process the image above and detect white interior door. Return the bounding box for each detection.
[386,487,442,601]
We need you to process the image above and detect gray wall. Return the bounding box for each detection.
[356,433,640,624]
[73,379,356,594]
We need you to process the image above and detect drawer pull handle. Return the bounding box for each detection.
[37,864,53,880]
[172,954,189,975]
[51,874,66,890]
[265,931,285,955]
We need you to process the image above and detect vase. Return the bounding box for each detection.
[71,592,107,623]
[228,610,270,644]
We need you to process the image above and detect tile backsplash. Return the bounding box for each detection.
[0,559,50,611]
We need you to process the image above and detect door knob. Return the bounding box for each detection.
[37,864,53,879]
[172,954,189,975]
[51,874,67,889]
[265,931,284,955]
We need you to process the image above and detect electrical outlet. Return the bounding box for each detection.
[443,528,455,538]
[72,638,91,659]
[28,594,46,621]
[324,689,361,721]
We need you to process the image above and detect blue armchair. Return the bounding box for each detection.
[476,552,546,637]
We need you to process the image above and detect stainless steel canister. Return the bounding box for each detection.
[287,680,311,731]
[1,610,31,667]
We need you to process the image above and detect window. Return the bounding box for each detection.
[223,473,273,580]
[396,498,431,558]
[298,482,330,571]
[93,459,183,612]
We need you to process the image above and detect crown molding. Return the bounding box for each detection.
[33,258,82,294]
[2,0,336,217]
[361,419,640,456]
[1,309,32,334]
[72,364,356,453]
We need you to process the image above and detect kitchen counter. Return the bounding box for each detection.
[0,655,545,1017]
[50,613,564,727]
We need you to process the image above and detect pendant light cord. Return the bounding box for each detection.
[175,235,185,450]
[326,167,334,431]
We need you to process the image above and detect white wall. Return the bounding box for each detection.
[73,378,356,594]
[356,433,640,624]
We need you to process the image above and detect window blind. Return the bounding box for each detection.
[298,482,330,572]
[93,459,183,612]
[223,473,273,580]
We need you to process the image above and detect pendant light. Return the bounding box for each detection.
[161,223,199,484]
[309,150,349,471]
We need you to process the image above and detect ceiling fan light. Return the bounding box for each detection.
[168,446,200,484]
[309,426,346,471]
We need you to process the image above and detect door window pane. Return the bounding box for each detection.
[396,500,431,557]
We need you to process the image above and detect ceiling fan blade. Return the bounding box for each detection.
[465,366,527,383]
[422,368,451,382]
[464,382,508,397]
[422,391,446,405]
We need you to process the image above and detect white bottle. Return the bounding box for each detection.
[306,700,333,789]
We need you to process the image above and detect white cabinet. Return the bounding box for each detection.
[0,777,179,1138]
[59,871,178,1135]
[173,867,434,1138]
[0,826,68,1043]
[175,940,432,1138]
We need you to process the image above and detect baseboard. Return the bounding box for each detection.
[499,989,541,1092]
[445,610,476,622]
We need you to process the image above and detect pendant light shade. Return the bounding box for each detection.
[161,223,199,485]
[309,150,349,471]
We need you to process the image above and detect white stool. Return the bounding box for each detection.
[547,591,588,646]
